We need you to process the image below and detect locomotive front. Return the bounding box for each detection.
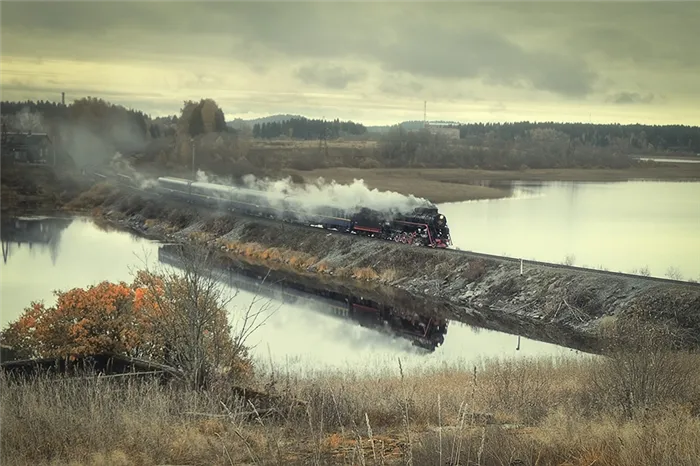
[432,212,452,247]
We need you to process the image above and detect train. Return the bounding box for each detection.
[150,175,452,248]
[158,244,447,351]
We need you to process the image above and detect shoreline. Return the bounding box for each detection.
[284,165,700,203]
[32,180,699,353]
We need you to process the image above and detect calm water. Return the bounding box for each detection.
[440,181,700,281]
[637,157,700,164]
[1,216,569,372]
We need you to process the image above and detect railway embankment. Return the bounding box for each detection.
[63,182,700,352]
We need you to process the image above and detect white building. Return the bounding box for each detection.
[426,125,461,140]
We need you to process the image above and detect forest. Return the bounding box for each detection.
[252,117,367,139]
[1,97,699,175]
[453,121,700,153]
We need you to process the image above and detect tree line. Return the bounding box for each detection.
[2,97,698,174]
[1,98,150,138]
[252,117,366,139]
[377,126,624,170]
[449,121,700,153]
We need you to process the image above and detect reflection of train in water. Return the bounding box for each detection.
[157,245,447,352]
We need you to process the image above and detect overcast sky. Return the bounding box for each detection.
[2,1,698,126]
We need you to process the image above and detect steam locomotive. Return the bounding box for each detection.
[154,176,452,248]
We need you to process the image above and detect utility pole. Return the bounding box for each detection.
[191,138,196,180]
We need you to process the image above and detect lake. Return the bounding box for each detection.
[4,179,695,371]
[636,157,700,164]
[440,181,700,282]
[1,215,571,374]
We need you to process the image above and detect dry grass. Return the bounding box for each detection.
[379,267,400,283]
[63,182,120,210]
[4,349,700,466]
[218,239,387,283]
[352,267,380,281]
[221,239,320,274]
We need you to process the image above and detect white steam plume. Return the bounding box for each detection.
[241,174,431,214]
[192,169,431,215]
[111,152,158,189]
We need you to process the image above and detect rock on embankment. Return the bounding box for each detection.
[72,183,700,351]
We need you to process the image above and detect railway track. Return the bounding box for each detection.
[101,173,700,289]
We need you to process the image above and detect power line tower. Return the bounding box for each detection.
[318,117,329,157]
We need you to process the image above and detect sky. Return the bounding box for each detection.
[1,1,699,126]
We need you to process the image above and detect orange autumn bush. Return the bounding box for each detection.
[1,272,253,385]
[2,281,143,359]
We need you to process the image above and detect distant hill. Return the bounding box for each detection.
[226,114,305,129]
[227,114,463,133]
[367,120,463,133]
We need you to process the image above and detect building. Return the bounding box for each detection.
[426,125,461,140]
[1,129,54,164]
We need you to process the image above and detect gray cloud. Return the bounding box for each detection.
[568,27,654,64]
[1,2,599,97]
[295,64,366,89]
[607,92,655,105]
[378,78,424,97]
[2,1,699,122]
[375,25,596,97]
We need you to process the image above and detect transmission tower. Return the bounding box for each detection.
[318,122,329,157]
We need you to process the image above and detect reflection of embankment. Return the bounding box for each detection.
[157,245,448,352]
[1,216,73,265]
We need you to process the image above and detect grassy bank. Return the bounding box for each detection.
[0,163,89,212]
[3,346,700,465]
[285,165,700,203]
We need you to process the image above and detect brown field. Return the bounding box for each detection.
[3,349,700,466]
[251,139,380,150]
[284,164,700,203]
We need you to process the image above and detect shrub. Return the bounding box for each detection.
[591,315,699,419]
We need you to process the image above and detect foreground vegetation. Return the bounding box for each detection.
[3,317,700,465]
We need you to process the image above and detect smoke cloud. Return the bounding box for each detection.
[241,174,431,214]
[9,107,45,133]
[61,124,116,170]
[111,152,159,189]
[3,105,149,172]
[193,169,431,216]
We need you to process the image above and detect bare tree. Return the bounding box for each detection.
[563,254,576,266]
[665,266,683,281]
[592,315,697,419]
[133,244,275,389]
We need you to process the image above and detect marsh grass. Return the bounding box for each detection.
[4,342,700,465]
